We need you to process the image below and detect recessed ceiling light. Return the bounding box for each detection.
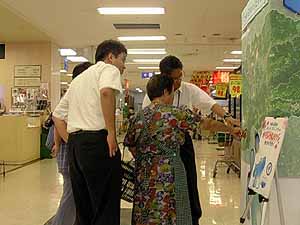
[230,50,242,55]
[97,7,165,15]
[60,69,67,73]
[223,59,242,63]
[133,59,161,63]
[138,66,159,70]
[66,56,88,62]
[128,48,167,55]
[118,36,167,41]
[59,49,77,56]
[216,66,239,70]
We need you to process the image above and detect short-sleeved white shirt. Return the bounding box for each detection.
[53,61,122,133]
[142,81,216,114]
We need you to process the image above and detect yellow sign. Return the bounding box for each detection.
[216,83,227,98]
[229,74,242,97]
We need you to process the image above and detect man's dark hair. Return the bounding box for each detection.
[95,40,127,63]
[147,74,174,101]
[72,62,93,79]
[159,55,183,75]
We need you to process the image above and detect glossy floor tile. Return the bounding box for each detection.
[0,140,241,225]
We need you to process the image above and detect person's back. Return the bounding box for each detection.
[66,62,122,132]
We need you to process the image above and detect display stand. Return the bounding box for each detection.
[240,117,288,225]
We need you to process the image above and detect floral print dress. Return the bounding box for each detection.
[124,103,200,225]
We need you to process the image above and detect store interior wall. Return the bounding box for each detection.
[50,43,61,111]
[0,42,52,110]
[241,0,300,224]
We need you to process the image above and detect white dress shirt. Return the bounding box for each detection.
[53,61,122,133]
[142,81,216,114]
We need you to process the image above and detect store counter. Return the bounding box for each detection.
[0,114,41,163]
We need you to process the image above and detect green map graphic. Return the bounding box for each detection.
[242,8,300,225]
[243,10,300,177]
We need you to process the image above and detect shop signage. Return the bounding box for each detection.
[215,83,227,98]
[229,74,242,97]
[141,72,154,79]
[242,0,269,30]
[14,65,41,77]
[248,117,288,199]
[283,0,300,14]
[14,77,41,87]
[212,71,230,84]
[190,71,211,87]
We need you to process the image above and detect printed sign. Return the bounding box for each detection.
[248,117,288,199]
[229,74,242,97]
[14,65,41,77]
[215,83,227,98]
[242,0,269,30]
[14,77,41,87]
[141,72,154,79]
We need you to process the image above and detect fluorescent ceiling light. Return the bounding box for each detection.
[230,50,242,55]
[128,48,167,55]
[133,59,161,63]
[223,59,242,63]
[66,56,88,62]
[216,66,239,70]
[138,66,159,70]
[97,7,165,15]
[154,72,161,75]
[118,36,166,41]
[59,49,77,56]
[60,82,69,85]
[60,69,67,73]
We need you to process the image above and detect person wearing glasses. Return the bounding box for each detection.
[142,55,240,225]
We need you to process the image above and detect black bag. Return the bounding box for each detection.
[121,160,135,203]
[44,113,54,128]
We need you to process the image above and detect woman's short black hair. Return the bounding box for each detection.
[159,55,183,75]
[95,40,127,63]
[72,62,93,79]
[147,74,174,101]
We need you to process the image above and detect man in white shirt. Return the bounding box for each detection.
[53,40,127,225]
[142,55,240,225]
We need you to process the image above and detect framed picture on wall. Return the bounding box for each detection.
[14,77,41,87]
[14,65,41,77]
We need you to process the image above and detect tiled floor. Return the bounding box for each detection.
[0,140,241,225]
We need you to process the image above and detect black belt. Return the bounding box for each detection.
[70,129,107,135]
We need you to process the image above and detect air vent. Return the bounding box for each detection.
[113,24,160,29]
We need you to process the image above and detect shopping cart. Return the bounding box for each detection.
[212,133,241,178]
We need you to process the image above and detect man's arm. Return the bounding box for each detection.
[51,126,62,157]
[190,83,240,127]
[211,103,240,127]
[53,117,68,142]
[53,88,70,142]
[100,88,117,157]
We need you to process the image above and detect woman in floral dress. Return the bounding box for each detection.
[124,75,241,225]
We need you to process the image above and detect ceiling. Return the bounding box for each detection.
[0,0,247,90]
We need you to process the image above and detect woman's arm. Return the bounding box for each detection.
[201,118,243,138]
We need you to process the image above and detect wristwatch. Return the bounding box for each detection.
[223,112,232,125]
[223,112,232,120]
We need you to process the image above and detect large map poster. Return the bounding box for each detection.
[248,117,288,199]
